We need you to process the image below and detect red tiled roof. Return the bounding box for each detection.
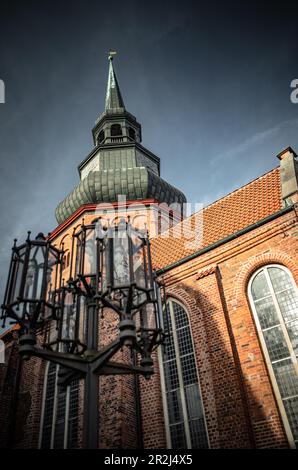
[151,167,282,270]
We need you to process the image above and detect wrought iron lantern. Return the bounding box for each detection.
[69,220,105,298]
[68,218,165,352]
[1,232,63,333]
[1,220,166,448]
[102,218,157,347]
[43,285,87,357]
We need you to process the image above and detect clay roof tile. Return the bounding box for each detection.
[151,167,282,270]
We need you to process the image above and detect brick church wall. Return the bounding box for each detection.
[0,333,45,449]
[0,334,19,448]
[139,351,167,448]
[150,208,297,448]
[1,183,297,449]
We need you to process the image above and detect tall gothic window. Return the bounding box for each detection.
[161,299,209,448]
[40,363,79,449]
[40,307,79,449]
[248,265,298,447]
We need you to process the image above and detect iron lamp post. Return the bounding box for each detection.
[1,220,165,449]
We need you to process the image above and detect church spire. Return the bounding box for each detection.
[55,53,186,225]
[105,51,125,111]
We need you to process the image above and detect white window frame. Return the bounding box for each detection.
[158,298,209,449]
[248,264,298,448]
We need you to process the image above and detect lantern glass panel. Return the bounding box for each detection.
[59,291,77,352]
[43,247,63,322]
[140,302,157,329]
[84,228,97,277]
[75,234,82,277]
[62,292,76,338]
[10,246,26,305]
[74,226,103,294]
[43,319,59,346]
[131,231,146,289]
[112,234,130,287]
[47,248,60,293]
[77,294,87,346]
[25,245,46,300]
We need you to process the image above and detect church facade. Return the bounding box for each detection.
[0,57,298,449]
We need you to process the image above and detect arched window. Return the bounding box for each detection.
[110,123,122,136]
[39,363,79,449]
[160,299,209,448]
[248,265,298,447]
[98,130,105,144]
[128,127,136,141]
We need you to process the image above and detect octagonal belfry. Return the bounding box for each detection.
[55,54,186,226]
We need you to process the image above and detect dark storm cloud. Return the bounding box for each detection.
[0,0,298,300]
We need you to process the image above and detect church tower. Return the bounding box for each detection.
[43,55,187,449]
[55,53,186,235]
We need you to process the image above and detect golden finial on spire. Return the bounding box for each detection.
[108,50,117,61]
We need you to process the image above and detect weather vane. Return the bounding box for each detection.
[108,50,117,60]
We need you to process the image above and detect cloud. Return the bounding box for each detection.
[211,118,298,165]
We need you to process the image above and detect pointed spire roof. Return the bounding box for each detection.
[105,51,125,111]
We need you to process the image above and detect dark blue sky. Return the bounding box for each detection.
[0,0,298,297]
